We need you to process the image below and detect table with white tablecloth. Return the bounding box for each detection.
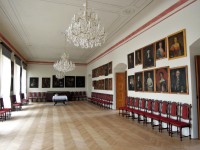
[52,95,68,105]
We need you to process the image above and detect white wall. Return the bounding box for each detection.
[27,64,87,92]
[87,1,200,138]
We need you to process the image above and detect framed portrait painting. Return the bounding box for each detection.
[155,67,169,93]
[104,64,109,76]
[156,38,167,60]
[143,70,154,92]
[108,61,112,74]
[135,72,143,92]
[65,76,75,87]
[42,77,50,88]
[105,78,109,90]
[135,49,142,66]
[143,43,155,69]
[76,76,85,87]
[128,75,135,91]
[30,77,39,88]
[170,66,188,94]
[168,29,186,60]
[108,78,112,90]
[52,75,64,88]
[128,52,134,69]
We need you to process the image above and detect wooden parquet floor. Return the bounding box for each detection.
[0,101,200,150]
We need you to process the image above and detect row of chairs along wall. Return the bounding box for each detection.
[119,97,192,141]
[88,92,113,109]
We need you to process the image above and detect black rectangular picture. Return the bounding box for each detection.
[42,77,50,88]
[144,70,154,92]
[128,52,134,69]
[30,77,39,88]
[52,75,64,88]
[76,76,85,87]
[143,43,155,69]
[135,72,143,92]
[65,76,75,87]
[170,66,188,94]
[128,75,135,91]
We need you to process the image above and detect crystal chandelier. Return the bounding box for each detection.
[53,46,75,79]
[65,0,106,48]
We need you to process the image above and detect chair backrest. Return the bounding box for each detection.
[0,98,4,108]
[180,103,192,120]
[140,98,146,110]
[11,95,17,103]
[146,99,152,111]
[20,93,25,99]
[133,98,139,108]
[152,100,160,113]
[160,101,169,115]
[169,102,179,118]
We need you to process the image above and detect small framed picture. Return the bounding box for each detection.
[143,43,155,69]
[42,77,50,88]
[168,29,187,60]
[128,52,134,69]
[143,70,154,92]
[76,76,85,87]
[65,76,75,87]
[108,61,112,74]
[128,75,135,91]
[135,49,142,65]
[135,72,143,92]
[30,77,39,88]
[108,78,112,90]
[155,67,169,93]
[169,66,188,94]
[156,38,167,60]
[52,75,64,88]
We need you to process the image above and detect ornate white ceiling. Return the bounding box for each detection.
[0,0,185,64]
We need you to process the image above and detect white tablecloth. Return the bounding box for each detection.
[52,95,68,101]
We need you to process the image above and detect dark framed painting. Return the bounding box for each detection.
[93,81,97,89]
[135,49,142,65]
[170,66,188,94]
[42,77,50,88]
[65,76,75,87]
[105,78,109,90]
[128,52,134,69]
[76,76,85,87]
[108,78,112,90]
[143,43,155,69]
[144,70,154,92]
[135,72,143,92]
[128,75,135,91]
[52,75,64,88]
[156,38,167,60]
[30,77,39,88]
[168,29,186,60]
[108,61,112,74]
[155,67,169,93]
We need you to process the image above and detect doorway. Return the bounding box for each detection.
[195,56,200,139]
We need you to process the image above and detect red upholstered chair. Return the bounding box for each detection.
[137,98,147,123]
[158,101,169,132]
[169,103,192,141]
[145,100,160,129]
[41,92,46,102]
[143,99,153,125]
[119,97,129,116]
[11,95,22,111]
[0,110,6,121]
[20,93,29,105]
[0,98,12,120]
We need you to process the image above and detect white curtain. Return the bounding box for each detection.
[21,68,27,98]
[14,63,21,102]
[0,55,11,108]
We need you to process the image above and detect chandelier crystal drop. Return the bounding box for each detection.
[65,0,106,48]
[53,52,75,79]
